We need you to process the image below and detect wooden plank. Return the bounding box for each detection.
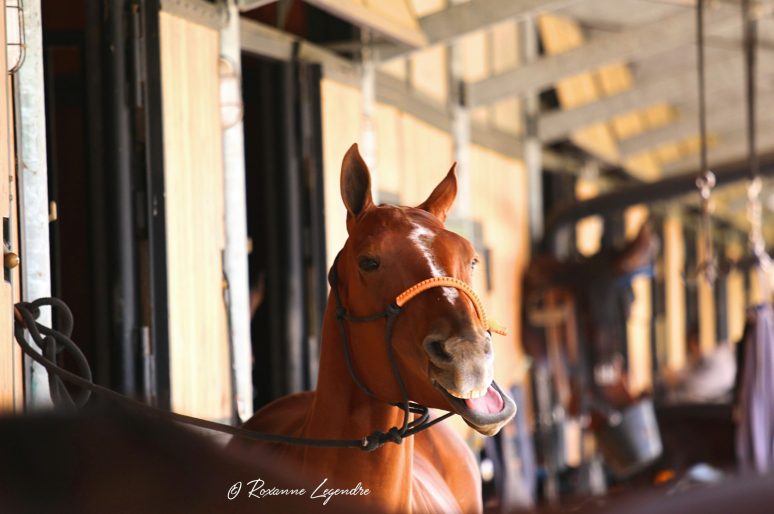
[160,12,232,422]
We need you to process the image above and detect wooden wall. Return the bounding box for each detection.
[160,12,231,421]
[663,214,687,371]
[625,206,652,394]
[0,3,23,412]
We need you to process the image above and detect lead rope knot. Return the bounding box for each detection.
[361,426,404,452]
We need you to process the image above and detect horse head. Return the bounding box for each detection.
[332,144,516,436]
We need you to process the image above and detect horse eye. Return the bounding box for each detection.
[471,258,479,270]
[359,256,380,272]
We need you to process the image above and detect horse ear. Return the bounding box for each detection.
[340,143,374,224]
[615,223,660,273]
[418,163,457,223]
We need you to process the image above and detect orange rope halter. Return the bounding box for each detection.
[395,277,507,336]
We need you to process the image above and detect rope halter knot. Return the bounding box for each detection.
[394,277,507,336]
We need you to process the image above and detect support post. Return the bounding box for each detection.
[447,0,470,220]
[522,17,543,249]
[360,31,379,204]
[14,0,52,407]
[221,0,253,423]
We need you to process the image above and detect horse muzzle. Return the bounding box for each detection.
[424,332,516,435]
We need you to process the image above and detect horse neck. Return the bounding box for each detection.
[301,298,415,511]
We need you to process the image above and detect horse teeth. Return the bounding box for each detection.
[448,388,487,400]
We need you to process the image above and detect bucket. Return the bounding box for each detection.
[596,398,663,478]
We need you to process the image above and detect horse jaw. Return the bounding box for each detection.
[432,379,517,436]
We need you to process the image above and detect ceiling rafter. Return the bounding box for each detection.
[420,0,576,47]
[663,121,774,176]
[537,56,749,143]
[466,3,739,108]
[378,0,576,61]
[619,90,774,157]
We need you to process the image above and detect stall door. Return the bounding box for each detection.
[0,2,23,412]
[159,10,231,422]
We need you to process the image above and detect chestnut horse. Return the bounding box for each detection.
[230,144,516,513]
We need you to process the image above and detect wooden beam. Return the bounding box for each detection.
[467,4,738,107]
[238,0,277,11]
[303,0,427,48]
[160,0,226,29]
[546,159,774,236]
[241,19,533,160]
[536,48,774,146]
[378,0,576,62]
[619,91,774,157]
[238,19,587,174]
[662,124,774,175]
[420,0,576,47]
[618,116,696,157]
[240,18,359,83]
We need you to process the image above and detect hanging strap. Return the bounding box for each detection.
[742,0,771,302]
[743,0,766,259]
[695,0,717,285]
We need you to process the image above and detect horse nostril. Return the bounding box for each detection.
[424,339,453,364]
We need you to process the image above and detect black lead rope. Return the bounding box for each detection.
[13,262,451,452]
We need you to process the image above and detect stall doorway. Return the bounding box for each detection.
[242,54,327,410]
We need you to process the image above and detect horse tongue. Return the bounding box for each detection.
[464,386,504,414]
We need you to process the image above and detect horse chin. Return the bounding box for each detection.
[432,380,517,436]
